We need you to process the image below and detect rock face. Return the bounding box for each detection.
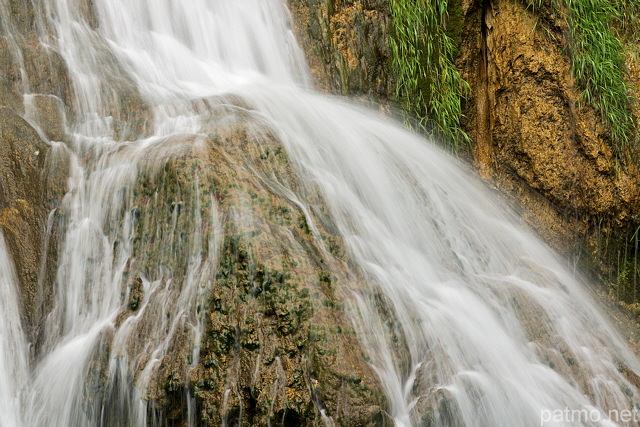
[0,107,51,340]
[0,1,391,424]
[458,0,640,297]
[288,0,394,99]
[0,0,71,344]
[288,0,640,304]
[118,104,389,425]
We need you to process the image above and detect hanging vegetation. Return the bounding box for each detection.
[388,0,471,151]
[527,0,639,160]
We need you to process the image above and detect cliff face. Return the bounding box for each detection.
[126,109,389,425]
[461,0,640,320]
[0,0,70,346]
[288,0,640,304]
[288,0,394,98]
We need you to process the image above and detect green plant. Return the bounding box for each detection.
[388,0,471,151]
[568,0,636,156]
[525,0,638,159]
[615,0,640,39]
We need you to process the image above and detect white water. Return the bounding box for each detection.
[246,88,640,425]
[0,0,638,426]
[0,232,28,427]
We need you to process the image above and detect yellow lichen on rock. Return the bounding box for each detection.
[456,0,640,257]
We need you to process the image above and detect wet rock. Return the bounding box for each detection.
[289,0,640,308]
[287,0,393,99]
[0,36,24,111]
[21,36,74,109]
[6,0,37,32]
[123,102,389,425]
[456,0,640,278]
[0,107,64,343]
[27,94,67,142]
[128,276,143,311]
[78,0,99,30]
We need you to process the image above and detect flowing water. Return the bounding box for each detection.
[0,232,28,427]
[0,0,639,426]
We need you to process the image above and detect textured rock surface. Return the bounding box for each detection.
[0,107,65,346]
[0,0,71,347]
[123,105,390,425]
[459,0,640,250]
[0,1,390,423]
[0,0,638,423]
[288,0,394,99]
[455,0,640,312]
[0,107,48,326]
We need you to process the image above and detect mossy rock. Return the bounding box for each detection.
[0,36,24,111]
[113,101,389,425]
[21,36,74,108]
[287,0,394,99]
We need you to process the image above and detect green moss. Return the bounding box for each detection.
[586,217,640,306]
[318,271,333,288]
[214,234,313,337]
[321,234,345,259]
[126,276,143,311]
[164,371,181,393]
[388,0,471,151]
[129,154,218,281]
[445,0,465,57]
[270,205,293,226]
[297,212,311,235]
[609,246,640,306]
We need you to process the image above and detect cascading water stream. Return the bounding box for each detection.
[0,232,29,427]
[1,0,639,426]
[243,88,640,425]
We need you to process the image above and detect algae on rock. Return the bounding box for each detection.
[86,102,392,425]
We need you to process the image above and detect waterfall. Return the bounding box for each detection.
[0,0,638,426]
[0,232,29,427]
[244,88,640,425]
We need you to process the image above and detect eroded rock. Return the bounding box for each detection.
[101,104,391,425]
[0,107,66,344]
[288,0,393,99]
